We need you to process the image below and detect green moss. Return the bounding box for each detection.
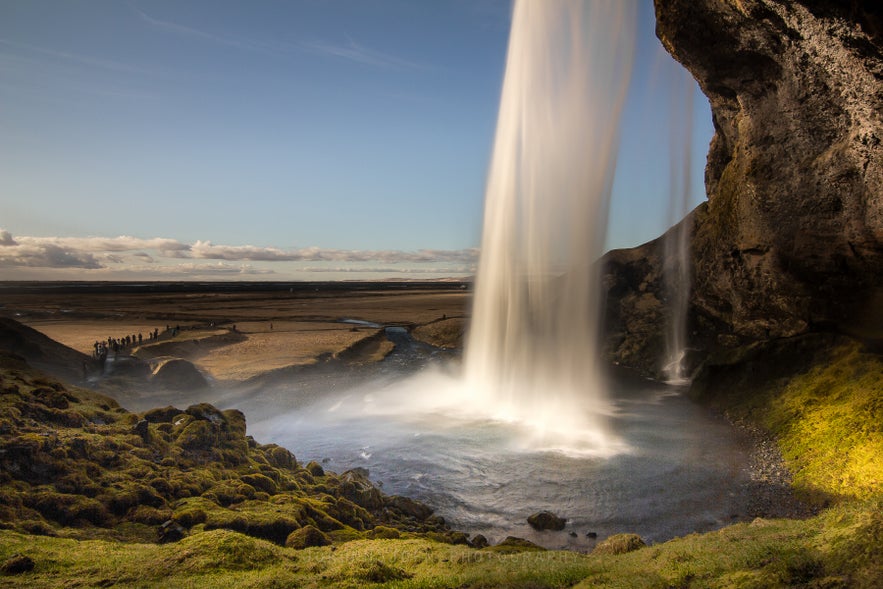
[719,341,883,503]
[240,473,277,495]
[0,503,882,588]
[284,524,331,549]
[367,525,400,540]
[592,533,646,555]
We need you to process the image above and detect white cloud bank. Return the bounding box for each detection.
[0,230,477,280]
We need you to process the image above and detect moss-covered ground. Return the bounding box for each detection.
[1,337,881,587]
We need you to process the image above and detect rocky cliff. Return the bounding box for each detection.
[604,0,883,377]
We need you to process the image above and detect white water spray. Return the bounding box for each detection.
[464,0,636,447]
[661,63,696,385]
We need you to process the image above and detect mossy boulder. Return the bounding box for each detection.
[305,461,325,477]
[263,444,297,469]
[367,525,401,539]
[240,473,277,495]
[284,525,331,549]
[142,406,181,423]
[593,533,647,555]
[1,355,456,550]
[487,536,546,554]
[386,495,433,520]
[24,491,111,527]
[175,420,217,452]
[339,468,384,511]
[1,553,35,575]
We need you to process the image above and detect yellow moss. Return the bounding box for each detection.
[765,343,883,501]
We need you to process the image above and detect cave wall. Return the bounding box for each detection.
[603,1,883,376]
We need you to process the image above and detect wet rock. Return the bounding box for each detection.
[2,554,35,575]
[386,495,433,520]
[527,510,566,531]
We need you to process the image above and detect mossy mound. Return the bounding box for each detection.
[592,533,646,555]
[0,354,447,546]
[695,337,883,503]
[284,524,331,549]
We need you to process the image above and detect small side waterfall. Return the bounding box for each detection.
[661,64,696,385]
[464,0,636,446]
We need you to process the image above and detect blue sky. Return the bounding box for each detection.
[0,0,711,280]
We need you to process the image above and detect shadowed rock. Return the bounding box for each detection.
[527,511,567,531]
[604,1,883,378]
[150,358,208,390]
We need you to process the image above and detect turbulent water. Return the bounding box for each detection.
[252,366,752,551]
[464,0,636,447]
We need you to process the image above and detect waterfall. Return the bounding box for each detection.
[464,0,636,446]
[661,63,695,385]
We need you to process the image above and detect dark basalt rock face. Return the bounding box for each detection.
[605,1,883,376]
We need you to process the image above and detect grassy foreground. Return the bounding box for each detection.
[1,500,881,588]
[1,337,882,587]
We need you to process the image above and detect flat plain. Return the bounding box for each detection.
[0,282,470,384]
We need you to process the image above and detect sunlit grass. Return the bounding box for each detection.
[2,502,881,588]
[727,341,883,502]
[2,338,881,587]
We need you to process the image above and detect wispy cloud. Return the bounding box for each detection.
[131,5,274,54]
[0,38,157,76]
[300,34,422,70]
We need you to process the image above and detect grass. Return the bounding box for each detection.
[2,501,881,588]
[2,336,882,587]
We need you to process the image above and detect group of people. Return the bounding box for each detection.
[92,327,164,361]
